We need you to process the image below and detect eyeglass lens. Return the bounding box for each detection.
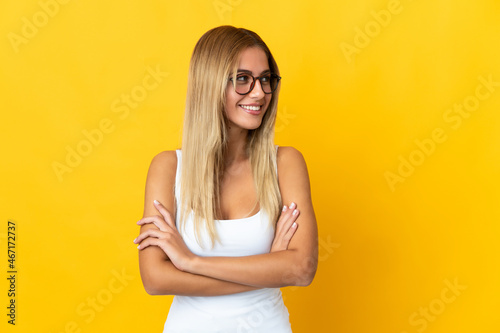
[233,74,279,94]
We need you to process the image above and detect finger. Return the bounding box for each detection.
[134,228,166,244]
[276,204,292,228]
[282,221,299,243]
[137,215,169,232]
[281,202,297,222]
[137,237,166,251]
[278,205,288,224]
[153,199,176,229]
[277,210,299,240]
[271,219,298,252]
[276,204,299,234]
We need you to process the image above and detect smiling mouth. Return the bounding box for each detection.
[239,104,262,111]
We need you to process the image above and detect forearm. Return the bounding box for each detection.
[188,249,317,288]
[140,256,259,296]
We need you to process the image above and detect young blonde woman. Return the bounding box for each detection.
[134,26,318,332]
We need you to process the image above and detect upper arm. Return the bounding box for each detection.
[277,146,318,283]
[142,150,177,219]
[139,150,177,277]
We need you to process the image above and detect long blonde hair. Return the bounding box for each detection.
[179,25,282,247]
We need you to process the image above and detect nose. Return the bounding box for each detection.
[249,79,265,98]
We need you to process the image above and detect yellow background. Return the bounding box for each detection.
[1,0,499,332]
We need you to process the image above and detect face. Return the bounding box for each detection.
[224,47,273,131]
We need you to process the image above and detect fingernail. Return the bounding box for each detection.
[133,238,137,243]
[154,199,159,205]
[282,205,288,212]
[137,245,141,249]
[290,202,296,209]
[292,222,297,228]
[292,209,298,216]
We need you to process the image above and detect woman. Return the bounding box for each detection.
[134,25,318,332]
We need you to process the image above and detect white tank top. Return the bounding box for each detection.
[163,148,292,333]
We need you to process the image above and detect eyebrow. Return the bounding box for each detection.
[237,69,271,75]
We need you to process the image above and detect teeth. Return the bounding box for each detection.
[240,105,261,111]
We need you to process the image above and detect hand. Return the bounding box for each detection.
[134,200,197,272]
[270,202,299,252]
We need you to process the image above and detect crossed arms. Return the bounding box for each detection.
[136,147,318,296]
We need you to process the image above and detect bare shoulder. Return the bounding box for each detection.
[146,150,178,189]
[276,146,312,203]
[150,150,178,170]
[277,146,308,176]
[143,150,178,218]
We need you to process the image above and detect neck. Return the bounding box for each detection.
[225,125,249,166]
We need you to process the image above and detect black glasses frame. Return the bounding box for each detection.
[229,73,281,95]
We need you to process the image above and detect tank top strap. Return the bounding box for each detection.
[275,145,279,177]
[175,149,182,202]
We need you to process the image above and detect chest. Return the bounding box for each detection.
[218,163,259,220]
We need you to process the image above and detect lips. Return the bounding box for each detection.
[239,104,262,115]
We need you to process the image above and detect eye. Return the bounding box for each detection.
[236,74,251,84]
[260,75,271,85]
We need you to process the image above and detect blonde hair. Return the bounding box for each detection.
[179,25,282,247]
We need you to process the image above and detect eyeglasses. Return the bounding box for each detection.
[229,73,281,95]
